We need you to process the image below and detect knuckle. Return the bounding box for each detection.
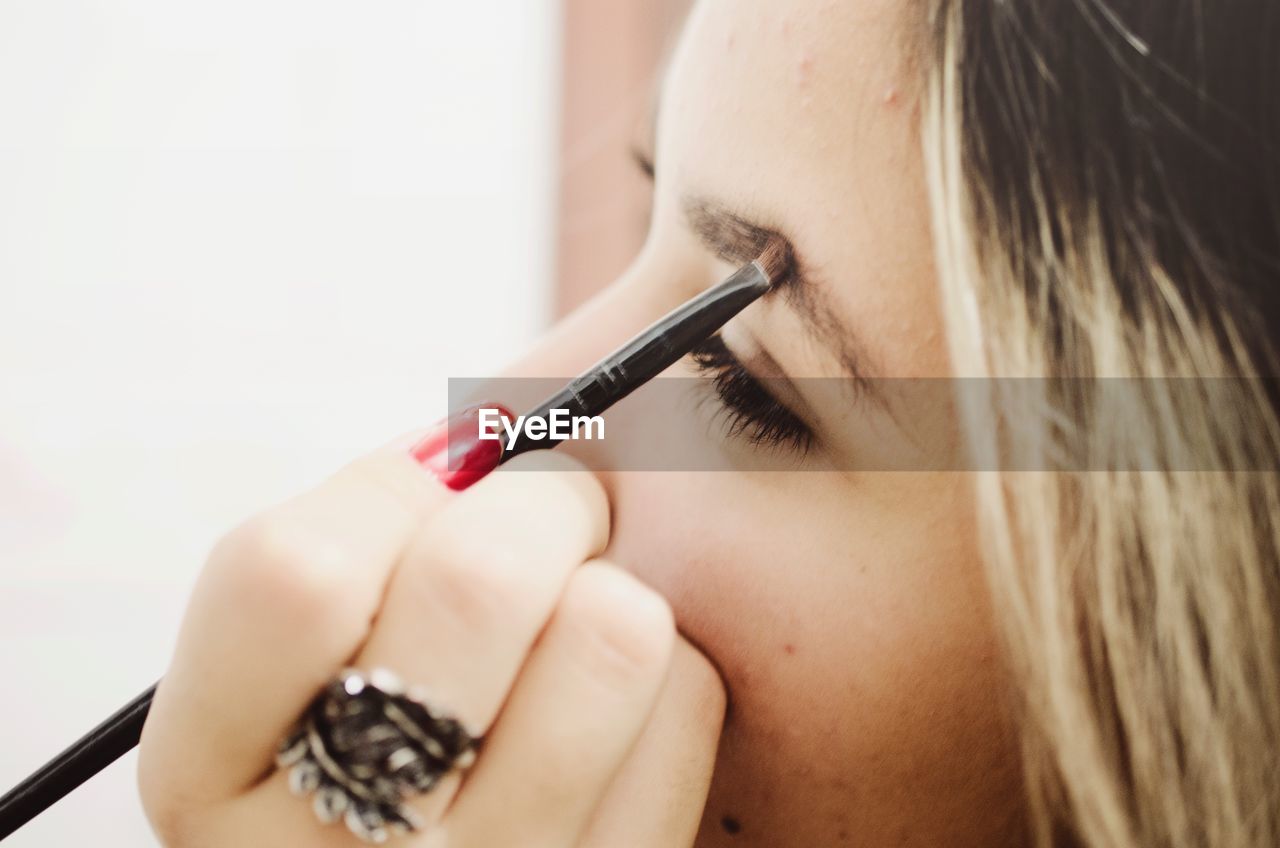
[136,770,196,847]
[559,562,675,685]
[487,452,610,548]
[207,510,357,630]
[412,527,540,629]
[135,765,168,834]
[329,450,439,523]
[142,807,184,847]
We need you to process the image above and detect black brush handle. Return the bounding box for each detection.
[0,682,156,840]
[501,260,769,461]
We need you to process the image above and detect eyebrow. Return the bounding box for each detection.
[681,195,881,388]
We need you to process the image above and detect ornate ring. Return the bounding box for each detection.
[275,668,481,843]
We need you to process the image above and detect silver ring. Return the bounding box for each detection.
[275,668,481,843]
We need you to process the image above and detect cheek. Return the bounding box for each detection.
[605,471,1021,844]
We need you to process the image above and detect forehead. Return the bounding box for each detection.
[654,0,946,380]
[658,0,913,219]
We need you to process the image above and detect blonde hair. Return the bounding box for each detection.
[919,1,1280,845]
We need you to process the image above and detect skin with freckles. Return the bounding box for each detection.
[503,0,1026,845]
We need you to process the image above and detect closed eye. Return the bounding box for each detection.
[689,335,815,454]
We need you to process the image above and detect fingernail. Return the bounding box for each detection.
[410,403,513,491]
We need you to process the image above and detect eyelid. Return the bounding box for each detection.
[690,334,816,454]
[718,326,823,425]
[719,323,783,378]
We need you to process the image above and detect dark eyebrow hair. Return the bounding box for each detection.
[680,194,881,387]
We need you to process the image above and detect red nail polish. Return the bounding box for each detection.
[410,404,513,491]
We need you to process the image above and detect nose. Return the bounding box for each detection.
[498,245,696,381]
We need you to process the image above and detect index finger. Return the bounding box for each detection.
[138,425,456,817]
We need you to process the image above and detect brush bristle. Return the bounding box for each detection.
[755,237,793,286]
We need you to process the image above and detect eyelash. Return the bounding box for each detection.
[689,335,815,454]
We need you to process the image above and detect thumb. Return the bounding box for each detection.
[579,636,727,847]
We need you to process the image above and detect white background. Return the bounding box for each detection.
[0,2,561,844]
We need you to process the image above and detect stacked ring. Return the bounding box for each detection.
[275,668,481,844]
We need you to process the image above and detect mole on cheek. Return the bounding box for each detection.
[721,815,743,836]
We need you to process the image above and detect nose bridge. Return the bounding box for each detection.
[488,244,699,496]
[498,236,697,381]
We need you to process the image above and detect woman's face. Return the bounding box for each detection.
[506,0,1022,844]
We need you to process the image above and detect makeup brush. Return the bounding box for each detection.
[502,235,792,460]
[0,237,792,840]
